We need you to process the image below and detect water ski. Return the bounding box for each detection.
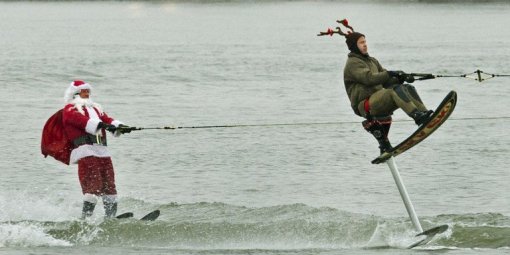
[114,210,160,221]
[372,91,457,164]
[116,212,134,219]
[140,209,160,221]
[408,224,449,249]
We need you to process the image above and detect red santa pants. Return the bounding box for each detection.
[77,156,117,196]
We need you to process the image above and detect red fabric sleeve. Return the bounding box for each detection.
[97,110,115,125]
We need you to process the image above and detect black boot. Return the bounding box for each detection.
[81,201,96,219]
[363,116,393,154]
[378,139,393,154]
[411,110,434,126]
[104,202,118,218]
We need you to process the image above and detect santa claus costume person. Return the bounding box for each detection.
[62,80,132,218]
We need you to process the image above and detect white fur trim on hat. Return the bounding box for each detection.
[64,80,92,103]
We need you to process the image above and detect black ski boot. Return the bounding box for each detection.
[362,116,393,154]
[104,202,118,218]
[378,139,393,154]
[411,110,434,126]
[81,201,96,219]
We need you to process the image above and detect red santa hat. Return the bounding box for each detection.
[64,80,92,103]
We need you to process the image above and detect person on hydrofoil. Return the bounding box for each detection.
[62,81,132,218]
[339,20,433,154]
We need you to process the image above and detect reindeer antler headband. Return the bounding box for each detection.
[317,19,355,37]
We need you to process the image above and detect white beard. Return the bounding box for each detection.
[71,96,103,115]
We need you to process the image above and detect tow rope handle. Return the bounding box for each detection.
[410,69,510,83]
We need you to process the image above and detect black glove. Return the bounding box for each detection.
[97,122,117,133]
[387,70,414,84]
[117,124,133,134]
[404,74,415,83]
[387,70,405,78]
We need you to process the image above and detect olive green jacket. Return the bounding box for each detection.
[343,52,392,115]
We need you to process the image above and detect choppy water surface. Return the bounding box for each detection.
[1,1,509,254]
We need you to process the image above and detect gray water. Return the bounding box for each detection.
[1,1,509,254]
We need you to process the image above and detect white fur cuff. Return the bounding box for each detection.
[102,195,117,204]
[111,120,122,127]
[83,193,98,204]
[112,120,123,137]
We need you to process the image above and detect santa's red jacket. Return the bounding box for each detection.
[62,103,122,164]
